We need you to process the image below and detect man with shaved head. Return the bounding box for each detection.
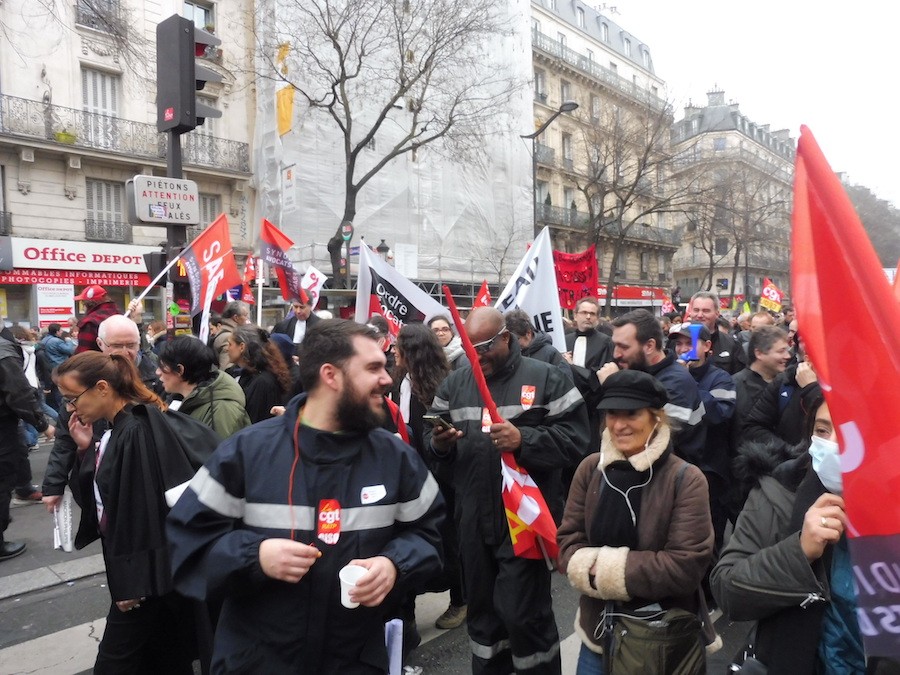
[426,307,588,675]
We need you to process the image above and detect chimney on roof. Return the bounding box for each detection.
[707,88,725,106]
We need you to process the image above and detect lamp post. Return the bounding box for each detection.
[376,238,390,263]
[521,100,579,237]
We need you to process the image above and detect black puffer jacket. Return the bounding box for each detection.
[521,332,571,378]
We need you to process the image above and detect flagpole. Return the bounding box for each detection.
[256,260,264,326]
[124,253,184,318]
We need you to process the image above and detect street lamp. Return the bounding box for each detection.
[521,100,579,236]
[376,238,390,263]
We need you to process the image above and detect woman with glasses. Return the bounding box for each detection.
[428,315,466,369]
[57,351,208,674]
[226,325,291,423]
[157,335,251,439]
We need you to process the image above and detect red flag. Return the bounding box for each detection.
[180,214,241,316]
[793,126,900,658]
[241,254,257,304]
[442,286,558,561]
[260,219,306,302]
[474,280,492,307]
[759,278,784,312]
[893,258,900,302]
[553,245,598,310]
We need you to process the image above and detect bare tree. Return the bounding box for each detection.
[573,99,710,314]
[254,0,523,286]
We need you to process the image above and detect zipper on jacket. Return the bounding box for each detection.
[732,580,826,608]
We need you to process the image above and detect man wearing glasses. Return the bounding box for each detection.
[273,292,320,347]
[426,307,588,675]
[563,297,614,455]
[42,315,161,513]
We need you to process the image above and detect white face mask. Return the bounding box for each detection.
[809,435,843,494]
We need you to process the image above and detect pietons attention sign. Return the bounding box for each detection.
[126,175,201,225]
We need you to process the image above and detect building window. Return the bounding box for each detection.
[615,250,626,273]
[536,181,549,203]
[546,0,556,9]
[640,252,650,279]
[534,69,546,101]
[623,38,631,58]
[586,48,594,63]
[560,80,571,102]
[561,132,573,169]
[76,0,119,31]
[609,62,617,74]
[200,193,221,225]
[651,86,658,98]
[532,18,541,34]
[184,0,213,28]
[713,137,726,151]
[577,8,585,28]
[557,32,566,49]
[81,68,120,149]
[563,187,575,210]
[715,237,729,256]
[590,95,600,120]
[601,23,609,42]
[642,49,650,69]
[85,178,130,242]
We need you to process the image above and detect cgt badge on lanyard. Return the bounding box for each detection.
[521,385,536,411]
[317,499,341,545]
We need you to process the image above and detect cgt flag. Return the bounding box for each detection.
[260,219,305,301]
[495,227,566,352]
[355,244,445,335]
[793,125,900,659]
[241,254,256,304]
[180,214,241,342]
[301,264,328,309]
[474,280,492,307]
[759,277,784,312]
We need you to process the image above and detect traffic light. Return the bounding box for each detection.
[143,251,167,285]
[156,14,223,134]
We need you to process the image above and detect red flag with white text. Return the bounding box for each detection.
[474,280,492,307]
[792,125,900,659]
[759,277,784,312]
[180,214,241,316]
[260,219,306,302]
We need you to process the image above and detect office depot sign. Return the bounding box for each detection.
[11,238,160,272]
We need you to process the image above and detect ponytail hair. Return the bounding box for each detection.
[232,324,292,394]
[57,351,166,411]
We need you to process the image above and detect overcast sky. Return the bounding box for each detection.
[612,1,899,206]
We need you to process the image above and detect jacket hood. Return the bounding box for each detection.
[523,332,552,356]
[181,370,246,412]
[733,439,806,496]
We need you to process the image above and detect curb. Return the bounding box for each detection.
[0,553,105,601]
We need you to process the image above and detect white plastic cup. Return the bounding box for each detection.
[339,564,369,609]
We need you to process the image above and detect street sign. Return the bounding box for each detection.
[126,175,201,225]
[341,222,354,241]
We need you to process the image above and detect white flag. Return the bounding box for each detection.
[301,264,328,309]
[495,227,566,352]
[355,245,446,336]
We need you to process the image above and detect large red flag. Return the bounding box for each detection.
[260,219,307,302]
[181,214,241,316]
[793,125,900,658]
[443,286,558,562]
[553,245,598,310]
[474,280,492,307]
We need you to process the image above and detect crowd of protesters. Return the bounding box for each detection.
[0,283,892,675]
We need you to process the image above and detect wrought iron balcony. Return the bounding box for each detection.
[535,142,555,166]
[532,30,667,111]
[537,204,589,229]
[85,219,132,244]
[0,211,11,236]
[0,94,250,174]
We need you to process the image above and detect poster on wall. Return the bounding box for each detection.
[36,283,75,329]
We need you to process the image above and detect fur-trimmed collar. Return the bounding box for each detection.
[598,424,671,472]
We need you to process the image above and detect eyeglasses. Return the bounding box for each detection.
[432,326,452,333]
[472,329,508,355]
[100,339,139,350]
[575,310,598,317]
[62,384,94,407]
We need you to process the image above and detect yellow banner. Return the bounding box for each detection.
[276,86,295,136]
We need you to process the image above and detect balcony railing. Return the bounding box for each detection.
[75,0,121,32]
[85,219,132,244]
[0,94,250,174]
[0,211,11,236]
[532,30,667,111]
[537,203,589,229]
[535,142,555,166]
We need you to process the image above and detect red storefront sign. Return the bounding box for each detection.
[596,284,668,306]
[0,269,152,286]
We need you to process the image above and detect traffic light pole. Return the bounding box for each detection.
[165,131,185,335]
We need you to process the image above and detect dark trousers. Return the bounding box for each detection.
[94,592,197,675]
[461,532,561,675]
[0,420,30,538]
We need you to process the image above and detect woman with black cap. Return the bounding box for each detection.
[557,369,715,674]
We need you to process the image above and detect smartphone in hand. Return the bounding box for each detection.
[422,414,456,433]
